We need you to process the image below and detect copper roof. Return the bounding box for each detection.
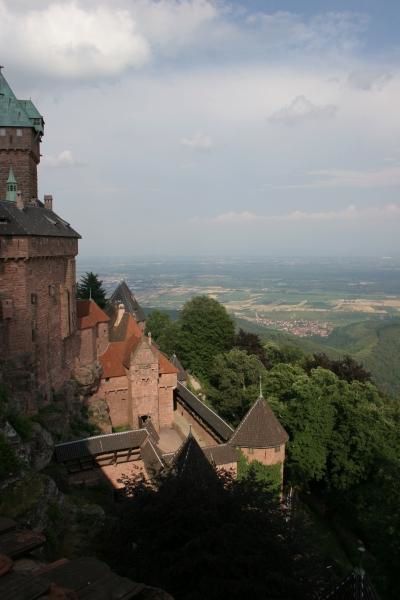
[76,299,110,330]
[229,396,289,449]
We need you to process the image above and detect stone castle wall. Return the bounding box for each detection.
[0,236,79,402]
[0,127,40,200]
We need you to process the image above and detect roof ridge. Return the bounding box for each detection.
[178,383,234,432]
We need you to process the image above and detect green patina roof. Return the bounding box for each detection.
[5,167,17,202]
[0,69,44,134]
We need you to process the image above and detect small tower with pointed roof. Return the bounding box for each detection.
[229,391,288,477]
[0,67,44,202]
[5,167,17,202]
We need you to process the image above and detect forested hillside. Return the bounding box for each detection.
[147,299,400,599]
[236,317,400,397]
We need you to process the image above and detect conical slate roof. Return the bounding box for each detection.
[320,568,380,600]
[170,353,187,382]
[229,396,288,449]
[109,280,145,323]
[172,433,220,488]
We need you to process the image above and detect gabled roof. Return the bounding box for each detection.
[108,311,142,342]
[141,438,164,477]
[229,396,288,449]
[203,444,239,466]
[76,299,110,330]
[0,200,80,237]
[0,69,44,133]
[159,351,179,375]
[171,433,220,488]
[99,342,128,378]
[175,382,234,442]
[170,353,187,382]
[109,281,145,323]
[54,430,148,462]
[320,568,380,600]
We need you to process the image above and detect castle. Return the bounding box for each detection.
[0,68,288,486]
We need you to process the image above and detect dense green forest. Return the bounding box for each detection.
[235,316,400,397]
[147,298,400,599]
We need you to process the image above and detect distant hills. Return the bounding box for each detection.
[236,317,400,398]
[144,307,400,397]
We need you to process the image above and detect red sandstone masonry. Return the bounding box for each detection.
[0,235,79,400]
[0,127,40,200]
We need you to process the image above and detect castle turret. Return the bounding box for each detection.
[0,67,44,201]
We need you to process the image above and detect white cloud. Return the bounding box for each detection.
[42,150,84,168]
[347,69,392,91]
[181,132,213,150]
[0,1,150,78]
[203,204,400,224]
[269,95,337,125]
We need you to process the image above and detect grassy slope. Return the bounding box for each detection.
[236,317,400,397]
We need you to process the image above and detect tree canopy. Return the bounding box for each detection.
[176,296,235,377]
[106,459,333,600]
[145,310,180,357]
[207,348,268,424]
[77,272,107,308]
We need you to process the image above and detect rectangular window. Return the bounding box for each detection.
[0,128,6,136]
[274,445,280,453]
[31,293,37,305]
[248,448,254,454]
[48,285,55,297]
[16,129,22,137]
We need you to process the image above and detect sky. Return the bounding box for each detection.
[1,0,400,257]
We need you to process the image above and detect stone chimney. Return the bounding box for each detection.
[16,191,24,211]
[115,303,125,327]
[44,194,53,211]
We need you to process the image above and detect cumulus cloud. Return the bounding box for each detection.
[42,150,84,168]
[181,132,213,150]
[0,1,150,78]
[269,95,337,124]
[347,69,392,91]
[202,204,400,224]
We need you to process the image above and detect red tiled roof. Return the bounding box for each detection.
[159,352,179,375]
[99,342,127,378]
[77,299,110,330]
[123,335,142,368]
[101,334,178,381]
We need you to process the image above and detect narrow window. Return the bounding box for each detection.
[31,293,37,305]
[16,129,22,137]
[0,128,6,136]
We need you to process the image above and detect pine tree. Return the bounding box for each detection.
[77,272,107,308]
